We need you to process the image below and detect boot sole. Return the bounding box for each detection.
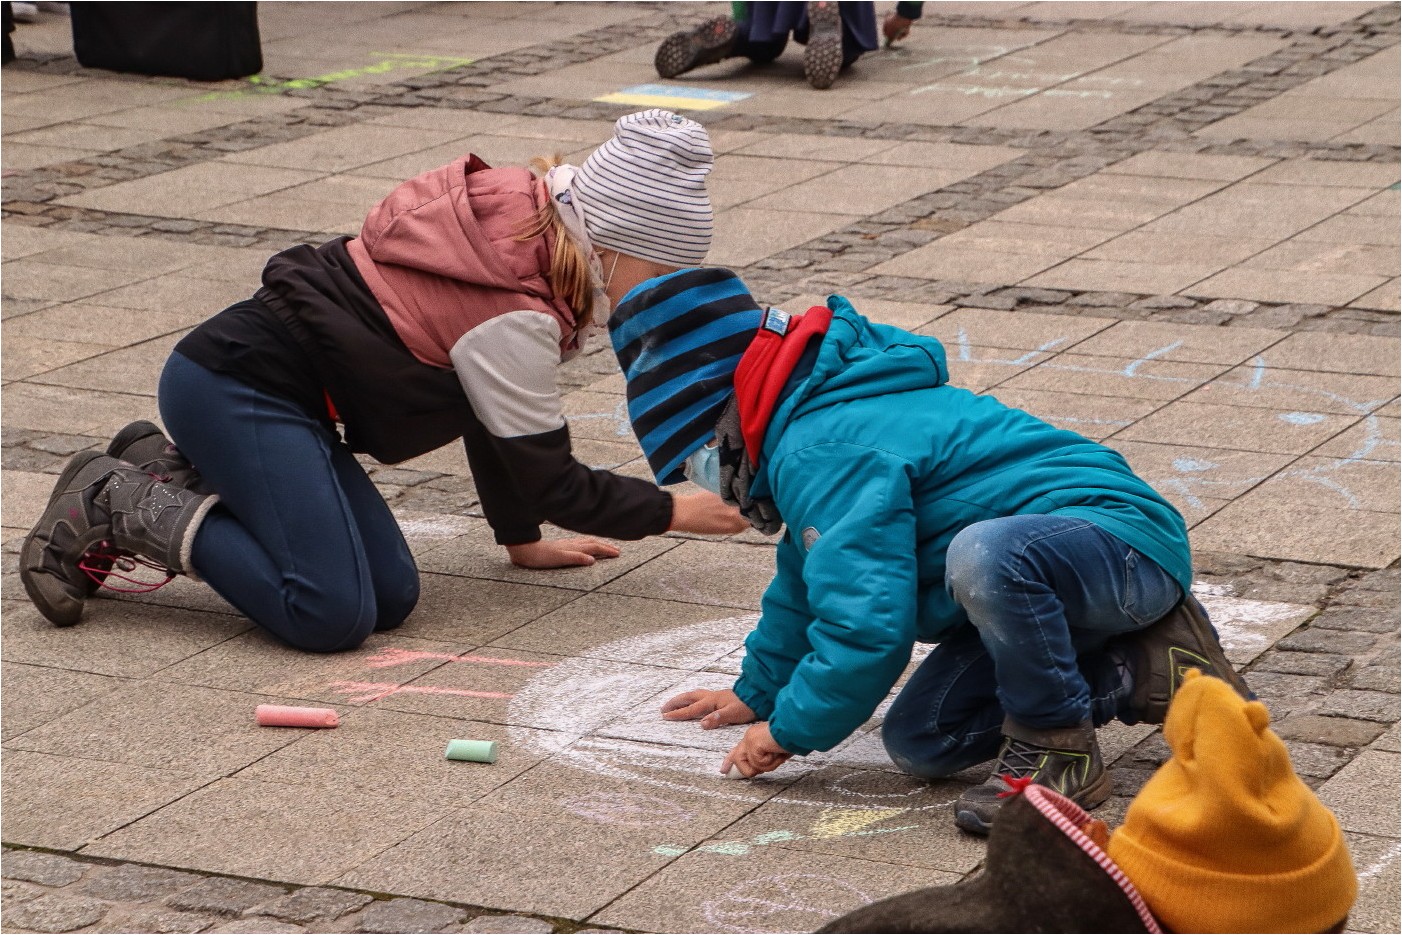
[804,1,842,89]
[655,16,738,79]
[20,450,110,626]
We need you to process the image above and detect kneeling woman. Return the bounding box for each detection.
[21,109,746,652]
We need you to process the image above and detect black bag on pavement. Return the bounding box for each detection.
[69,2,261,80]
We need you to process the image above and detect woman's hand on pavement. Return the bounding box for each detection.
[505,537,620,569]
[668,491,748,535]
[662,687,757,729]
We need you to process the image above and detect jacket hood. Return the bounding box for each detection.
[771,295,948,431]
[355,154,557,302]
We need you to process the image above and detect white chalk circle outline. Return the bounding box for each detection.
[505,615,956,813]
[506,589,1309,812]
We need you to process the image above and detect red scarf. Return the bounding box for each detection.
[734,305,833,462]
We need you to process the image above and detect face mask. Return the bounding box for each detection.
[682,442,721,495]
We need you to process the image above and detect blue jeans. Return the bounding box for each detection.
[158,353,419,652]
[882,515,1182,779]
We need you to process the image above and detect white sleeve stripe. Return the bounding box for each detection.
[450,311,565,439]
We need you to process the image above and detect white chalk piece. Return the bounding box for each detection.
[727,764,745,779]
[444,738,498,763]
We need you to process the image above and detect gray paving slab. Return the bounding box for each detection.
[3,680,313,778]
[2,750,210,851]
[157,628,476,705]
[83,777,445,885]
[1113,400,1361,455]
[600,540,775,611]
[2,0,1399,930]
[0,662,130,742]
[335,807,677,921]
[1,598,251,679]
[235,707,552,810]
[590,845,953,934]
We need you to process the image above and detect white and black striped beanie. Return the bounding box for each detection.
[575,109,714,268]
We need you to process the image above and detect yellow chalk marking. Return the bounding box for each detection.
[594,92,734,111]
[810,807,908,839]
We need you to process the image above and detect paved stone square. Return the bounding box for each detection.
[2,2,1398,933]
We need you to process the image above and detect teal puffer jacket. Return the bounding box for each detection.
[734,296,1191,757]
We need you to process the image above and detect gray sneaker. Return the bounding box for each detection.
[19,450,118,626]
[1115,595,1254,725]
[954,717,1110,836]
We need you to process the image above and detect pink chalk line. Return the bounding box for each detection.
[364,648,554,670]
[327,680,514,704]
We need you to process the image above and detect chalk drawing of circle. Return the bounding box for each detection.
[506,616,951,812]
[560,790,695,828]
[702,873,874,934]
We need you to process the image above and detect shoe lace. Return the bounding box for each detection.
[992,738,1051,798]
[78,540,175,594]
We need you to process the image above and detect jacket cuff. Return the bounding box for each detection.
[895,1,923,19]
[492,524,543,547]
[733,677,774,721]
[768,721,814,758]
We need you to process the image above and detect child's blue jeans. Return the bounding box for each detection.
[158,352,419,652]
[882,514,1182,778]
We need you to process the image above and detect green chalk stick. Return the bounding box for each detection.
[444,738,498,763]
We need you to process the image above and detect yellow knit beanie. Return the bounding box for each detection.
[1107,669,1356,933]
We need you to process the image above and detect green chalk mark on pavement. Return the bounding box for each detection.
[192,52,475,101]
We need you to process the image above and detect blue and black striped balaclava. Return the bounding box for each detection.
[608,267,762,485]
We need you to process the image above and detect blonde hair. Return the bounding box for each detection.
[522,154,594,339]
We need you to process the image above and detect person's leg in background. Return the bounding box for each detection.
[158,352,419,652]
[3,3,16,64]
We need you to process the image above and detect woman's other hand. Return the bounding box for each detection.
[506,537,620,569]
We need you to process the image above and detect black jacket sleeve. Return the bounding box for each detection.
[486,426,674,543]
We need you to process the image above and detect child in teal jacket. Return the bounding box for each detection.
[608,267,1253,835]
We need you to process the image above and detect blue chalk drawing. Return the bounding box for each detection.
[1279,412,1328,425]
[946,328,1397,513]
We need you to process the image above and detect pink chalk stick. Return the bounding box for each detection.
[255,705,339,728]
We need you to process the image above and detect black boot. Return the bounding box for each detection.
[655,15,740,79]
[20,452,217,626]
[954,716,1109,836]
[1113,594,1254,725]
[821,785,1156,933]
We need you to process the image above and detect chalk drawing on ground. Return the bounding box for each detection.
[505,586,1311,801]
[191,52,475,101]
[955,331,1395,511]
[702,874,875,934]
